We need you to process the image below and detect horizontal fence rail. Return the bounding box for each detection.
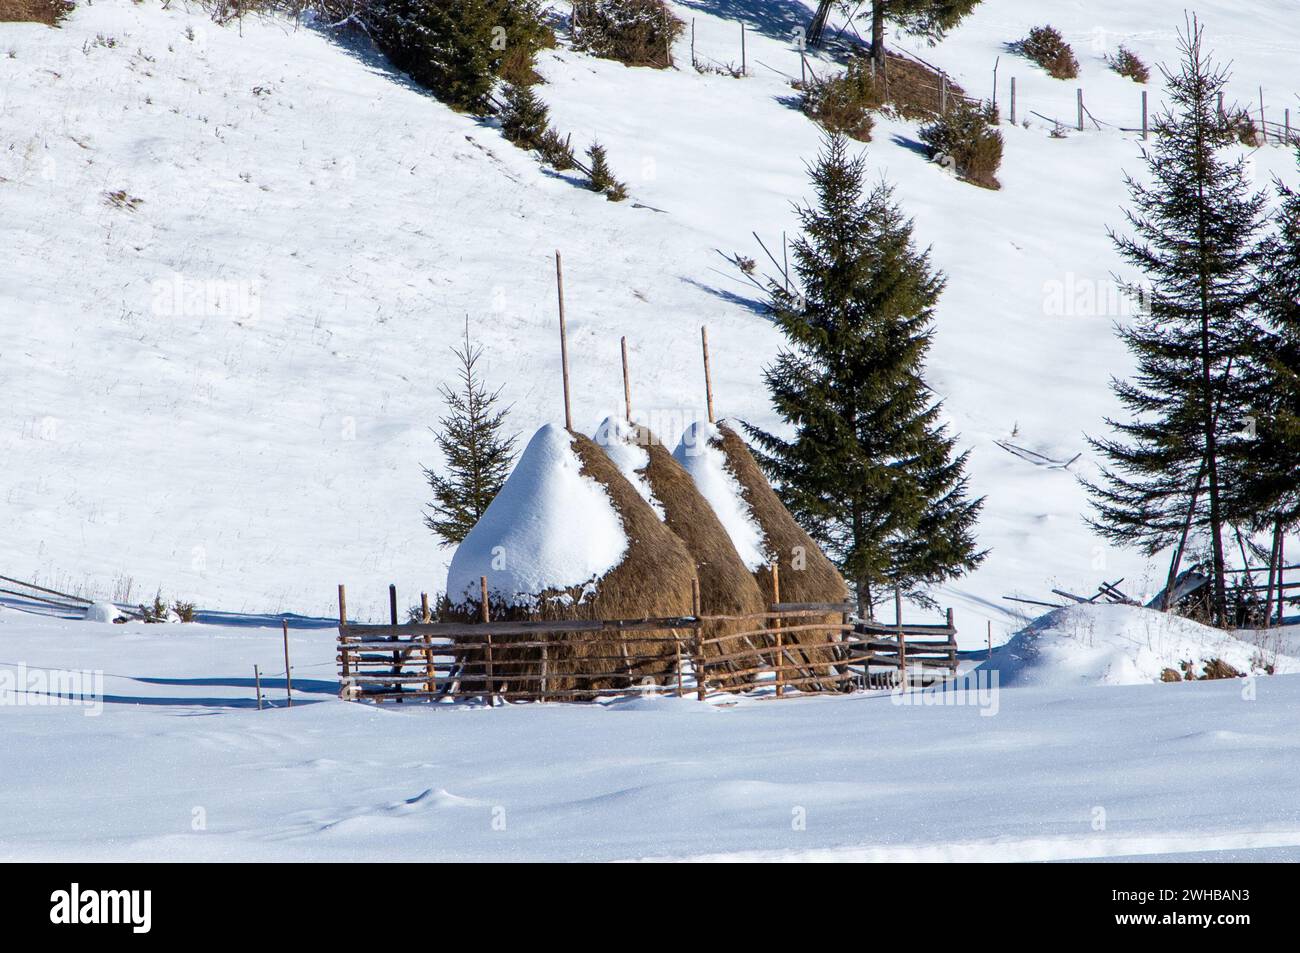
[334,584,960,705]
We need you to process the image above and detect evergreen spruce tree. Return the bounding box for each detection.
[585,142,628,201]
[854,1,982,66]
[499,82,550,151]
[746,133,985,615]
[422,324,518,546]
[1084,21,1266,626]
[1239,152,1300,571]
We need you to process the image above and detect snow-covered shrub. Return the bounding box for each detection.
[572,0,684,69]
[360,0,553,112]
[1108,45,1149,83]
[1016,25,1079,80]
[919,100,1003,189]
[0,0,73,25]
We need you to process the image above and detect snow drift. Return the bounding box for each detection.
[982,603,1300,687]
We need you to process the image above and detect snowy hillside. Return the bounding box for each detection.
[2,0,1298,632]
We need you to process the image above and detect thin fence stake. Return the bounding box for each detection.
[621,335,632,421]
[421,592,430,623]
[555,251,572,432]
[740,22,746,76]
[690,18,695,69]
[1077,88,1084,131]
[692,577,705,701]
[701,325,716,423]
[1260,86,1266,143]
[254,665,263,710]
[1142,89,1148,140]
[987,619,992,660]
[283,619,293,708]
[1009,76,1016,125]
[1286,108,1291,146]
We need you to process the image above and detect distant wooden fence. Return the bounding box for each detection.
[335,583,958,704]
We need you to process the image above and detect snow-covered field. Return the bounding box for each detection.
[3,603,1299,861]
[3,0,1296,632]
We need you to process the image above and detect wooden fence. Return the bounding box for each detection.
[335,584,959,704]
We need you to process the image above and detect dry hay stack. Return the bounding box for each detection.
[445,424,697,699]
[678,421,851,690]
[594,418,769,689]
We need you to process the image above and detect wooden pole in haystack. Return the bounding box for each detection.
[480,575,494,703]
[282,619,293,708]
[772,561,784,698]
[701,326,716,423]
[556,251,573,432]
[621,335,632,421]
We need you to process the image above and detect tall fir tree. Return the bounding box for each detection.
[1239,151,1300,578]
[852,1,981,65]
[746,133,985,616]
[1084,20,1266,625]
[423,323,518,546]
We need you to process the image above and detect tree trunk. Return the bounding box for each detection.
[1162,463,1206,610]
[871,2,886,65]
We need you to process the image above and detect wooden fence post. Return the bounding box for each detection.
[895,586,906,686]
[691,577,705,700]
[283,619,293,709]
[337,584,350,687]
[1076,88,1084,131]
[1286,108,1291,146]
[481,575,494,703]
[254,665,263,710]
[772,561,784,698]
[740,22,746,76]
[987,618,992,660]
[1142,89,1148,140]
[1009,76,1016,125]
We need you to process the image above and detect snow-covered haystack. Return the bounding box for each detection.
[446,424,698,695]
[982,603,1300,688]
[674,421,850,689]
[594,416,767,686]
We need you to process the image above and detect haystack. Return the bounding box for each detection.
[674,420,851,690]
[446,423,697,698]
[593,417,769,688]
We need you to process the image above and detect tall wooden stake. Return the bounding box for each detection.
[740,22,746,76]
[701,326,716,423]
[555,251,573,432]
[1077,88,1084,131]
[254,665,263,710]
[621,335,632,421]
[420,591,430,623]
[1142,89,1148,140]
[1009,76,1016,125]
[282,619,293,708]
[987,619,992,660]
